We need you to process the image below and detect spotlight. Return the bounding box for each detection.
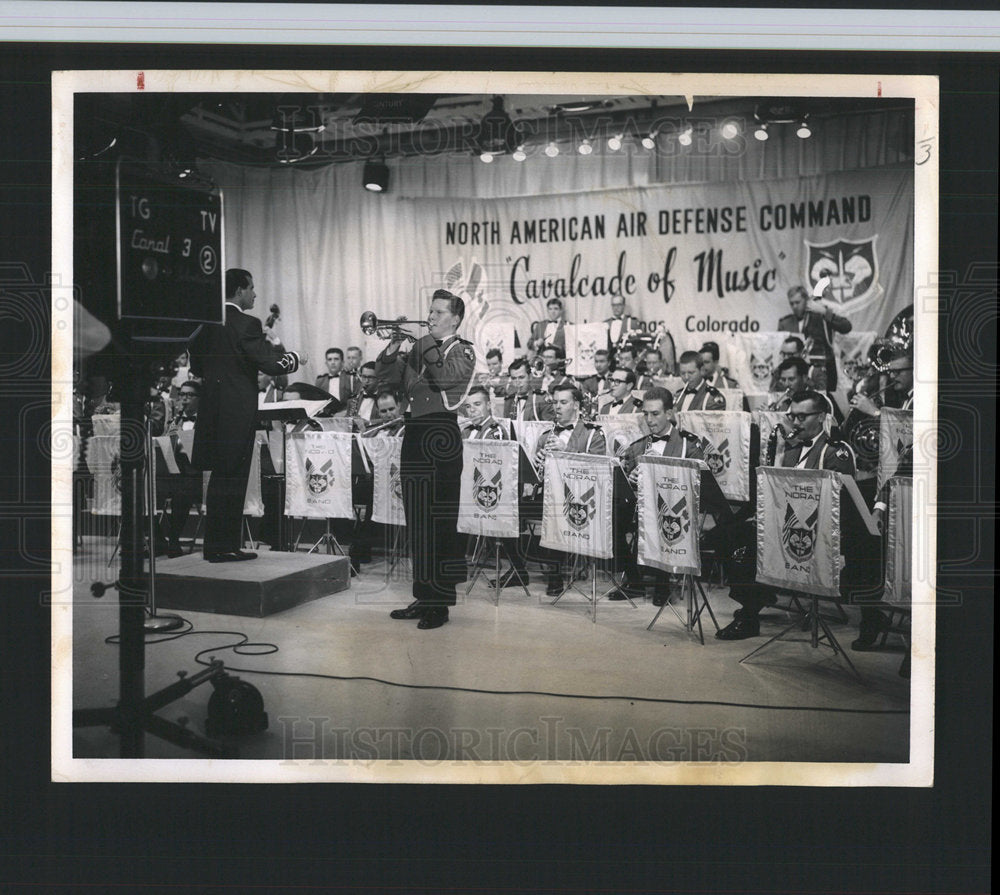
[363,159,389,192]
[578,139,593,156]
[721,120,740,140]
[544,142,559,158]
[796,118,812,139]
[641,131,658,150]
[480,151,495,163]
[677,126,693,147]
[754,122,769,141]
[512,145,526,162]
[607,134,623,152]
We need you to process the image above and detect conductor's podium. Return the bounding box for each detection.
[154,551,351,617]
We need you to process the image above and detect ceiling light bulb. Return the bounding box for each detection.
[641,133,656,150]
[544,142,559,158]
[796,120,812,138]
[512,146,526,162]
[578,139,593,155]
[678,127,693,147]
[754,123,769,141]
[607,134,622,151]
[721,120,740,140]
[480,151,494,163]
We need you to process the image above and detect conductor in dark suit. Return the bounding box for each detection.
[189,268,303,562]
[778,285,853,390]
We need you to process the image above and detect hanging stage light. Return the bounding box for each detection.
[607,133,623,152]
[544,141,559,158]
[578,138,593,155]
[754,122,769,141]
[797,117,812,138]
[721,119,740,140]
[480,151,495,163]
[363,159,389,192]
[641,130,658,150]
[512,145,526,162]
[677,125,693,147]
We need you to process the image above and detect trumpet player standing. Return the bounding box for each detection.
[374,290,476,629]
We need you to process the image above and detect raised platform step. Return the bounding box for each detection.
[154,551,351,617]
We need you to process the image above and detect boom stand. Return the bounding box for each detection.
[74,359,235,757]
[144,416,184,633]
[740,592,862,680]
[646,573,719,645]
[466,535,531,606]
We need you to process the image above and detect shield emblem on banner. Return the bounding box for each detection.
[389,462,403,501]
[657,492,689,545]
[806,237,880,306]
[473,465,502,510]
[563,481,596,531]
[749,353,775,390]
[705,438,731,476]
[782,503,819,561]
[306,456,332,494]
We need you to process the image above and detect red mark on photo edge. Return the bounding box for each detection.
[877,81,881,97]
[137,72,145,90]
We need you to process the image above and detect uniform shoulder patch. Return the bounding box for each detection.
[834,444,851,460]
[462,343,475,363]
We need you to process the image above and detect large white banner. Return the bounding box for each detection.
[284,431,354,519]
[540,451,615,560]
[85,434,122,515]
[636,455,702,575]
[883,476,912,606]
[596,413,646,457]
[675,410,752,501]
[756,467,843,598]
[366,435,407,527]
[878,407,914,492]
[565,322,608,377]
[729,332,789,396]
[412,169,912,361]
[457,441,520,537]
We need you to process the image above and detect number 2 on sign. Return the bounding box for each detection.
[916,137,934,165]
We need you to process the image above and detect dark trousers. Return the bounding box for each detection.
[203,442,253,555]
[157,474,201,546]
[400,413,466,606]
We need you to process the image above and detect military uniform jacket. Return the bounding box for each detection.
[620,426,703,475]
[674,380,726,412]
[462,417,507,441]
[598,395,643,415]
[535,418,607,461]
[347,390,380,424]
[314,371,357,403]
[189,303,300,471]
[778,310,852,372]
[580,374,608,397]
[706,369,739,389]
[504,391,555,422]
[780,431,856,474]
[375,333,475,418]
[530,318,568,351]
[604,313,643,349]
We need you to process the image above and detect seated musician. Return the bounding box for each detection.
[768,336,805,392]
[462,385,507,441]
[765,357,841,422]
[540,344,574,395]
[713,389,856,640]
[597,367,643,415]
[615,386,705,606]
[504,357,554,422]
[156,380,203,557]
[347,362,380,424]
[580,349,612,401]
[699,341,739,389]
[531,384,607,596]
[638,347,666,389]
[674,350,726,411]
[474,348,510,399]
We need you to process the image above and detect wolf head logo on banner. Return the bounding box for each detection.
[701,437,731,477]
[306,456,333,494]
[473,464,502,510]
[657,492,690,546]
[563,480,596,531]
[782,502,819,562]
[806,236,882,309]
[749,352,775,390]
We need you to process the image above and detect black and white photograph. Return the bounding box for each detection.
[54,70,937,781]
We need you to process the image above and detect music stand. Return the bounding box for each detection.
[255,403,311,551]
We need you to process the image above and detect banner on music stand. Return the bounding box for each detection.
[729,332,789,396]
[883,477,912,606]
[284,431,354,519]
[243,432,266,517]
[457,440,519,537]
[565,322,607,377]
[756,467,843,598]
[716,388,744,411]
[676,410,751,501]
[85,434,122,515]
[636,455,702,575]
[91,413,120,438]
[511,419,553,470]
[366,435,407,526]
[540,451,615,560]
[595,413,645,458]
[475,320,516,374]
[878,407,913,492]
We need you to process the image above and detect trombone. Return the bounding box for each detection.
[359,310,429,342]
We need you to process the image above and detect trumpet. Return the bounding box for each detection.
[360,311,429,341]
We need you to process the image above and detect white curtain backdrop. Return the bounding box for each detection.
[201,107,913,383]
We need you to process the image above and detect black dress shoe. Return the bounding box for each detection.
[417,606,449,629]
[715,617,760,640]
[851,610,891,652]
[205,550,258,563]
[488,570,530,589]
[545,575,565,597]
[389,601,426,620]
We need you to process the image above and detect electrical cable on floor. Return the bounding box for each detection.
[109,627,910,716]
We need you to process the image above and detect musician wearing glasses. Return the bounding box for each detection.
[715,389,856,641]
[851,353,914,416]
[532,384,607,596]
[374,289,476,630]
[598,368,643,415]
[503,358,555,422]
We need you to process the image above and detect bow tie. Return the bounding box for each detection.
[649,434,671,443]
[553,423,574,433]
[797,438,813,450]
[611,399,623,406]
